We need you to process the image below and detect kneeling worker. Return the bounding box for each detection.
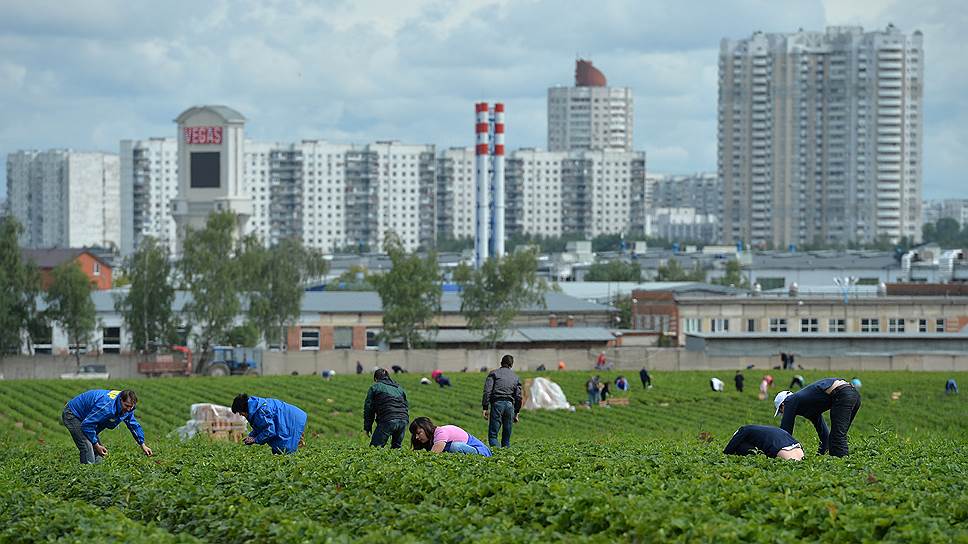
[724,425,804,460]
[231,394,307,454]
[63,389,152,464]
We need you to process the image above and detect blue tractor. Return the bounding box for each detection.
[205,346,262,376]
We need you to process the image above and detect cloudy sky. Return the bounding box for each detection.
[1,0,965,199]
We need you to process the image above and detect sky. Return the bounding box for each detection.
[1,0,966,200]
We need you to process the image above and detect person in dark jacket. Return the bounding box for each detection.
[356,360,363,374]
[482,354,523,448]
[639,368,652,389]
[232,394,307,455]
[363,368,410,448]
[734,370,745,392]
[774,377,861,457]
[723,425,804,460]
[63,389,152,464]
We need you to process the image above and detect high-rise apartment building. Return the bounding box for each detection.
[438,148,646,241]
[548,60,634,152]
[649,173,723,219]
[922,199,968,227]
[719,25,923,247]
[7,150,120,249]
[120,138,179,255]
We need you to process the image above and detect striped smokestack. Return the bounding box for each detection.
[475,102,490,268]
[492,103,505,259]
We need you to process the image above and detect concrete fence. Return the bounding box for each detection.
[2,349,967,380]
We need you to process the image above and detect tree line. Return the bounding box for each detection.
[0,211,547,365]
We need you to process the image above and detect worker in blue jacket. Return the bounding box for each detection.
[62,389,152,464]
[231,394,307,454]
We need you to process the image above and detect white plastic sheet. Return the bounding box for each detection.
[524,377,574,411]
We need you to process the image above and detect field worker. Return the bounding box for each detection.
[723,425,804,461]
[482,354,523,448]
[640,368,652,389]
[363,368,410,449]
[947,378,959,394]
[615,376,630,392]
[734,370,745,392]
[774,377,861,457]
[557,360,566,370]
[321,369,336,380]
[600,381,612,402]
[789,375,805,390]
[851,377,863,389]
[432,370,452,388]
[409,416,492,457]
[231,394,307,455]
[710,377,724,392]
[586,375,602,406]
[62,389,152,464]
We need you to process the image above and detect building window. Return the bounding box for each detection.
[936,319,945,333]
[93,261,101,277]
[101,327,121,354]
[828,319,846,333]
[366,329,382,350]
[334,327,353,349]
[746,319,756,332]
[711,318,729,333]
[800,318,819,333]
[918,319,928,333]
[861,318,880,333]
[300,328,320,350]
[888,318,905,333]
[31,324,53,355]
[759,277,785,290]
[769,318,787,333]
[683,318,702,333]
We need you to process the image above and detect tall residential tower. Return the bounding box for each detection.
[548,59,634,152]
[718,25,923,248]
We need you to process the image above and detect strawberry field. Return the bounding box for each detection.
[0,370,966,542]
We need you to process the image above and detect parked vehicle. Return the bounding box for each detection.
[205,346,261,376]
[138,346,193,377]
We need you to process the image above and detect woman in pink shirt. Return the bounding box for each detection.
[409,417,492,457]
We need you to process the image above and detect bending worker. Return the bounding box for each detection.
[231,394,307,455]
[363,368,410,448]
[482,354,523,448]
[774,377,861,457]
[723,425,804,460]
[62,389,152,464]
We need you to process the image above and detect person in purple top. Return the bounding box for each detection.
[409,417,491,457]
[774,377,861,457]
[63,389,152,464]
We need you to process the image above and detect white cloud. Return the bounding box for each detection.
[0,0,965,202]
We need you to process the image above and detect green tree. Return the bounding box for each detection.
[371,231,442,349]
[242,236,328,349]
[585,260,642,282]
[332,264,374,291]
[711,259,749,288]
[115,236,177,353]
[614,295,633,328]
[226,322,260,347]
[655,259,705,281]
[0,216,42,357]
[45,262,96,367]
[453,248,547,347]
[179,211,245,367]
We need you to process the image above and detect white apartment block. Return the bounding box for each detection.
[7,150,120,249]
[120,138,179,255]
[719,25,923,248]
[503,148,646,239]
[648,172,722,220]
[436,147,477,240]
[645,208,720,244]
[548,60,634,152]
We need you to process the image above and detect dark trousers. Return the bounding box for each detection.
[488,400,514,448]
[370,419,407,449]
[62,407,102,464]
[828,385,861,457]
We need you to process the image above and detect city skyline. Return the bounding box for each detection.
[1,1,966,202]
